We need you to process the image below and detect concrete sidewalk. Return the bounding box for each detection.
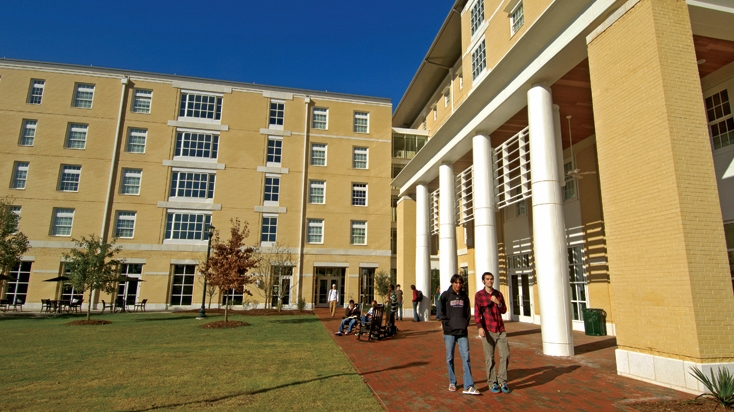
[316,308,691,411]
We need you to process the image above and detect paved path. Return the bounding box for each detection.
[316,308,690,411]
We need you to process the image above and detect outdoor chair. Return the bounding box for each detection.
[11,296,24,311]
[356,304,385,342]
[133,299,147,312]
[69,298,83,313]
[41,299,52,313]
[0,298,9,312]
[101,300,114,314]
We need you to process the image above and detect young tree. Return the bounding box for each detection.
[199,218,259,322]
[254,243,296,311]
[63,235,122,321]
[375,270,391,304]
[0,198,30,291]
[197,275,219,309]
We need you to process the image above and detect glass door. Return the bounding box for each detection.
[508,253,533,323]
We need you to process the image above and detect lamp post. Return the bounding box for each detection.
[197,225,215,319]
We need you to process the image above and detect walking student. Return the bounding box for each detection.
[395,284,404,321]
[439,274,479,395]
[475,272,510,394]
[410,284,421,322]
[327,284,339,317]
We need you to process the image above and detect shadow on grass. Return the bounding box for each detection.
[509,365,581,390]
[269,317,321,324]
[132,316,205,322]
[0,314,88,321]
[574,337,617,354]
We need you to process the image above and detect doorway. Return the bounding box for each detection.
[314,267,345,308]
[508,253,534,323]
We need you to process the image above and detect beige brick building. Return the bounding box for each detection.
[0,59,392,312]
[392,0,734,392]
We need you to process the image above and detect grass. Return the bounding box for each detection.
[1,312,383,411]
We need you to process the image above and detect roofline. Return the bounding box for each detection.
[0,58,392,105]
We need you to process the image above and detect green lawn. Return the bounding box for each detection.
[1,312,383,411]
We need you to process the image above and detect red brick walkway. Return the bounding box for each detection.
[315,308,691,411]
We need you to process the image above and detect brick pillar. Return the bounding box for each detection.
[587,0,734,393]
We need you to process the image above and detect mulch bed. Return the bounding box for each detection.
[200,320,250,329]
[629,397,718,411]
[182,308,314,316]
[65,320,112,326]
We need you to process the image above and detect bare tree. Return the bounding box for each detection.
[0,197,30,291]
[375,270,391,304]
[199,218,259,322]
[254,243,297,311]
[196,275,219,309]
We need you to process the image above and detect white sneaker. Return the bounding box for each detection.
[463,386,480,395]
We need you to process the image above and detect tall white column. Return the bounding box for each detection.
[472,134,499,292]
[439,163,458,292]
[415,184,431,320]
[527,84,574,357]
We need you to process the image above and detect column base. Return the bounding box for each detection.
[542,341,574,357]
[616,348,734,394]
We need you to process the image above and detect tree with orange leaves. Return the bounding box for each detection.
[199,218,259,322]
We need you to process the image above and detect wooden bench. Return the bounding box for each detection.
[356,304,385,342]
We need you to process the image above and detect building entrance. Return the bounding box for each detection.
[314,267,345,308]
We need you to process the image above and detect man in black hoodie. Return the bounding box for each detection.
[439,274,479,395]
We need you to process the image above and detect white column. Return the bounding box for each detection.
[439,163,458,292]
[415,184,431,320]
[527,84,574,357]
[472,134,499,291]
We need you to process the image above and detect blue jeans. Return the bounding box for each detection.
[338,318,357,333]
[444,335,474,388]
[413,301,421,321]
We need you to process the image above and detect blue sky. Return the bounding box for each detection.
[0,0,450,107]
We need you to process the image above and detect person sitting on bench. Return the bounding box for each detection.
[335,300,361,336]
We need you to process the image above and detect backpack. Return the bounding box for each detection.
[416,290,424,301]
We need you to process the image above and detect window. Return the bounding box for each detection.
[121,169,142,195]
[351,221,367,245]
[118,264,143,305]
[568,246,587,321]
[267,138,282,165]
[170,264,196,305]
[269,99,285,126]
[132,89,152,114]
[19,120,37,146]
[472,40,486,80]
[5,262,31,305]
[307,219,324,243]
[311,143,327,166]
[179,92,222,120]
[459,73,464,89]
[352,183,367,206]
[126,128,147,153]
[27,79,45,104]
[444,90,450,107]
[354,111,369,133]
[353,147,368,169]
[8,205,21,232]
[115,211,137,238]
[393,134,428,159]
[170,171,216,199]
[471,0,484,36]
[175,132,219,159]
[263,175,280,203]
[309,180,325,204]
[705,89,734,150]
[59,165,81,192]
[512,187,526,217]
[510,1,524,35]
[165,212,212,240]
[73,83,95,108]
[261,215,278,244]
[52,208,74,236]
[66,124,88,149]
[222,288,244,306]
[312,107,328,130]
[433,106,437,121]
[564,159,577,201]
[11,162,29,189]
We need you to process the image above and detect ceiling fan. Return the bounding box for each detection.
[566,115,596,180]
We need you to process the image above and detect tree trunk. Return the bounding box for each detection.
[86,289,93,321]
[224,301,229,322]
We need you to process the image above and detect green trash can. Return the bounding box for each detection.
[582,308,607,336]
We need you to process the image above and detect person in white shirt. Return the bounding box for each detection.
[327,284,339,317]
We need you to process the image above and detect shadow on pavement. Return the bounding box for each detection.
[574,337,617,354]
[510,365,581,390]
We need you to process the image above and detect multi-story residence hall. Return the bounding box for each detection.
[392,0,734,393]
[0,59,392,313]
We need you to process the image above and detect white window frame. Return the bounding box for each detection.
[20,120,37,146]
[11,162,29,189]
[28,79,45,104]
[169,170,216,200]
[178,91,222,122]
[65,124,88,149]
[470,0,484,36]
[115,211,137,238]
[121,169,142,195]
[52,208,75,236]
[164,212,212,243]
[352,183,368,206]
[269,99,285,128]
[126,128,147,153]
[132,89,153,114]
[9,206,21,232]
[309,180,326,204]
[261,214,278,246]
[354,111,369,134]
[266,137,283,166]
[174,131,219,160]
[563,158,578,202]
[311,143,327,166]
[353,146,368,169]
[73,83,95,109]
[705,88,734,150]
[568,246,588,321]
[59,165,82,192]
[312,107,328,130]
[307,219,324,244]
[351,220,367,245]
[471,39,487,81]
[263,174,280,206]
[444,90,450,108]
[510,1,524,36]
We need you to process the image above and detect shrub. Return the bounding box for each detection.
[297,297,306,311]
[689,366,734,410]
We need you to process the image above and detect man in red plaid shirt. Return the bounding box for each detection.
[474,272,510,394]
